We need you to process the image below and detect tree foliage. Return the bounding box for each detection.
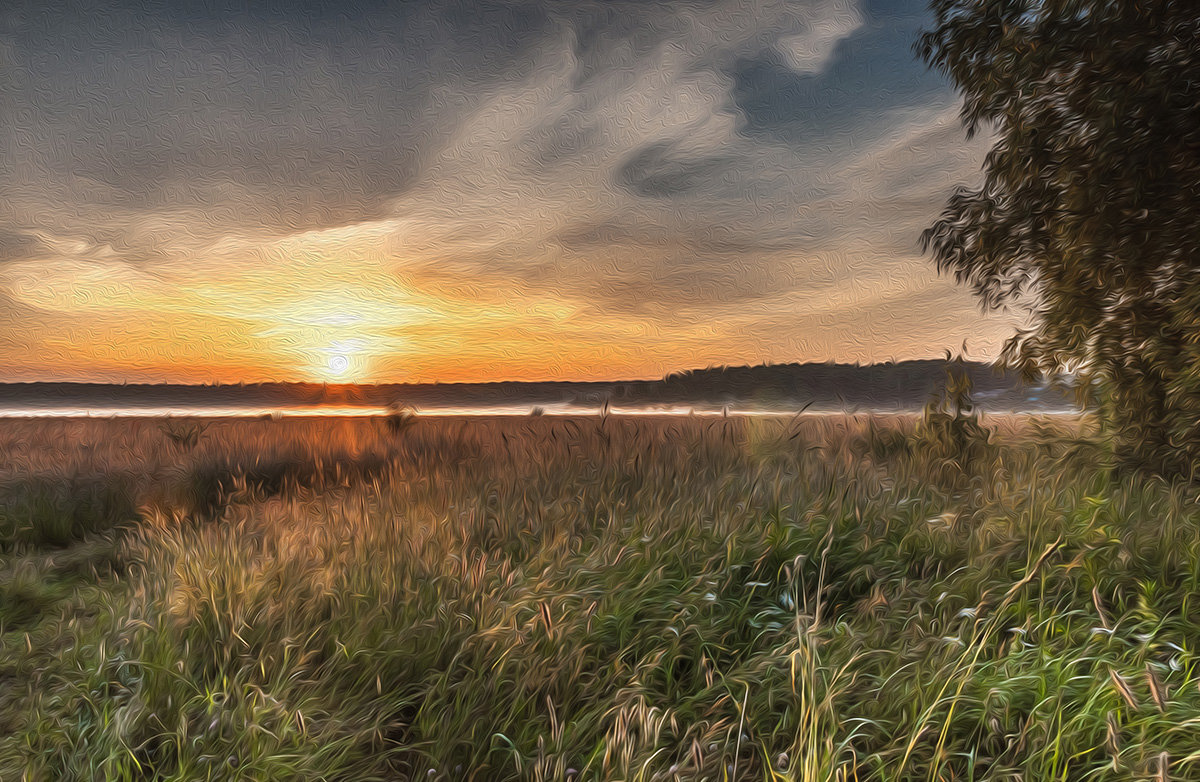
[917,0,1200,476]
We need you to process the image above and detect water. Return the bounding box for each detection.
[0,401,812,418]
[0,401,1079,418]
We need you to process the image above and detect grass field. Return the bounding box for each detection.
[1,412,1198,780]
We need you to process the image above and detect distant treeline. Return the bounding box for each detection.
[0,360,1075,412]
[612,360,1069,410]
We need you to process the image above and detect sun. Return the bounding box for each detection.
[327,353,351,378]
[312,339,370,383]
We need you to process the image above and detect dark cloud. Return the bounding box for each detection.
[517,113,605,169]
[3,0,951,241]
[1,0,559,241]
[0,228,47,265]
[557,220,796,256]
[616,142,738,198]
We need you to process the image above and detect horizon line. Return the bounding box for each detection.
[0,357,1009,388]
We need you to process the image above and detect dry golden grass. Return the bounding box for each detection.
[1,412,1197,781]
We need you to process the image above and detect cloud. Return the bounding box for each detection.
[0,228,49,264]
[615,142,738,198]
[0,0,1004,381]
[777,0,863,74]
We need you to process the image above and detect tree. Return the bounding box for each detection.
[916,0,1200,477]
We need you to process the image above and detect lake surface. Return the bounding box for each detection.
[0,401,1079,418]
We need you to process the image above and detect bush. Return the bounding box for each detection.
[909,357,993,490]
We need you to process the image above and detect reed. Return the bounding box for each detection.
[0,412,1195,780]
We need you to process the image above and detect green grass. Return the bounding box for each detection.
[0,413,1198,780]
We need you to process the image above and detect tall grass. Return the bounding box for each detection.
[1,413,1198,780]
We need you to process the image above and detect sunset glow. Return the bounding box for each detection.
[0,0,1024,384]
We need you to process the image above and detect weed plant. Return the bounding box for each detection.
[0,413,1196,781]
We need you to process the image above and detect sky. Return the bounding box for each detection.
[0,0,1021,384]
